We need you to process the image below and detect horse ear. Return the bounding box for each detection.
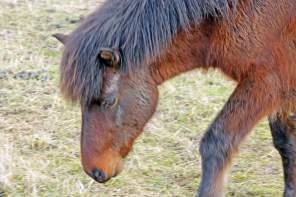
[53,33,69,44]
[98,48,121,69]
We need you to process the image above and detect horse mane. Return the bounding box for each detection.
[60,0,238,105]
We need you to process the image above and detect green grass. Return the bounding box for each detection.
[0,0,283,196]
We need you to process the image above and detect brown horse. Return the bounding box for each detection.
[54,0,296,196]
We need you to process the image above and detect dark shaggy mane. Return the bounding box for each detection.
[60,0,238,105]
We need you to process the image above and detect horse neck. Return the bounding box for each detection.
[151,24,212,85]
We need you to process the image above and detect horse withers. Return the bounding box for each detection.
[54,0,296,196]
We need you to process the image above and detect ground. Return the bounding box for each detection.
[0,0,284,196]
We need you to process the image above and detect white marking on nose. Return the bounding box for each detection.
[105,74,120,94]
[115,105,123,127]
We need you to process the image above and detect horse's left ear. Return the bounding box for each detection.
[53,33,69,45]
[98,48,121,69]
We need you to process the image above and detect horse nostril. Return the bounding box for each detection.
[91,169,107,183]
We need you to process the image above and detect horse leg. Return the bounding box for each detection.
[198,73,280,197]
[269,111,296,197]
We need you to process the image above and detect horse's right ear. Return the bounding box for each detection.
[53,33,69,45]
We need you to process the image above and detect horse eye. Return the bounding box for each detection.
[101,96,118,109]
[90,98,102,106]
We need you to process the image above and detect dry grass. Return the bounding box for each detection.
[0,0,284,196]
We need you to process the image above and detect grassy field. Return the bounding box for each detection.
[0,0,284,196]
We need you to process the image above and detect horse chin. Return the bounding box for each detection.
[113,157,124,177]
[105,157,124,182]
